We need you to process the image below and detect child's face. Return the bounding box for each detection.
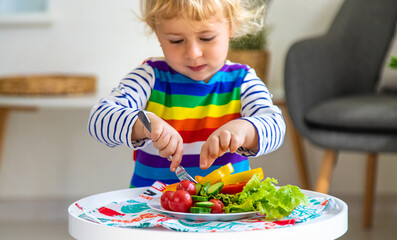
[155,15,231,83]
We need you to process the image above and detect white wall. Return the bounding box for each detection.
[0,0,163,91]
[0,0,396,201]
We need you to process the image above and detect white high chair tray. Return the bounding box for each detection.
[68,188,348,240]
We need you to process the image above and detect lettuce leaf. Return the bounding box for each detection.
[224,198,255,213]
[222,174,308,220]
[213,193,239,206]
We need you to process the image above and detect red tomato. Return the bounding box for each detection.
[177,180,196,195]
[209,199,225,213]
[168,190,193,212]
[220,182,248,194]
[160,191,174,211]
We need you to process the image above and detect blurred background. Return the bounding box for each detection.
[0,0,396,239]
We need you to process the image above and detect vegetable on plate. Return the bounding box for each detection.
[220,181,248,194]
[221,167,264,185]
[221,174,309,220]
[198,163,234,185]
[159,165,308,219]
[177,180,196,195]
[168,190,192,212]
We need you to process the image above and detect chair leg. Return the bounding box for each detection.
[276,101,311,190]
[288,118,311,190]
[0,108,9,172]
[315,150,338,194]
[363,153,378,229]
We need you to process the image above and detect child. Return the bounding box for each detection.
[88,0,285,188]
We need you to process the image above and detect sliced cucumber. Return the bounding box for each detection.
[190,207,211,214]
[207,182,224,196]
[191,195,209,202]
[195,183,203,195]
[200,181,211,196]
[195,201,215,208]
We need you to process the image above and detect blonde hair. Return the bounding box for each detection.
[140,0,266,38]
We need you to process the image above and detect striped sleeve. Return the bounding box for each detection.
[87,63,155,149]
[238,68,286,156]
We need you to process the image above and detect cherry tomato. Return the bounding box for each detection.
[177,180,196,195]
[168,190,192,212]
[160,191,174,211]
[209,199,225,213]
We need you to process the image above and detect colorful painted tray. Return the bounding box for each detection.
[68,183,348,240]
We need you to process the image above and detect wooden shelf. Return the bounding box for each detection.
[0,93,100,109]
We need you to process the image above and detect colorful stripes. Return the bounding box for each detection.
[131,151,250,187]
[135,60,251,186]
[145,59,245,149]
[149,88,240,108]
[88,58,286,188]
[165,113,241,131]
[136,150,247,168]
[146,100,241,120]
[152,77,244,94]
[146,59,249,75]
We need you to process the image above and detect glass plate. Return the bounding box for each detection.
[147,197,258,221]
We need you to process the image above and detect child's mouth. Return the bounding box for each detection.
[188,65,206,72]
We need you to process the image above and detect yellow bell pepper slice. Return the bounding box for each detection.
[221,167,264,185]
[198,163,234,185]
[195,175,204,183]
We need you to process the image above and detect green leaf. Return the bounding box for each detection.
[213,193,239,206]
[224,198,256,213]
[389,56,397,69]
[219,176,309,220]
[229,30,267,50]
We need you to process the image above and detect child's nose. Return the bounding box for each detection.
[185,41,203,59]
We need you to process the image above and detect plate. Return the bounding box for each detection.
[147,197,258,221]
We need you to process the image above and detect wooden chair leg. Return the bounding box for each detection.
[288,120,311,190]
[363,153,377,229]
[0,108,9,172]
[276,101,311,190]
[315,150,338,194]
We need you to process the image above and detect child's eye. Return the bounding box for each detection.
[200,37,215,42]
[170,40,184,44]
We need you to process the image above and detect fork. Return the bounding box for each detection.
[137,110,197,183]
[174,165,197,183]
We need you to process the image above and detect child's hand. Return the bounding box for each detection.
[199,120,258,169]
[140,113,184,172]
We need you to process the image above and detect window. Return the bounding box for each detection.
[0,0,51,26]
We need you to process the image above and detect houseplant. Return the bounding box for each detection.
[390,56,397,69]
[227,0,272,84]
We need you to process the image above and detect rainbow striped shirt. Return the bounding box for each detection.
[88,58,285,187]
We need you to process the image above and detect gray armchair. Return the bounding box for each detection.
[284,0,397,228]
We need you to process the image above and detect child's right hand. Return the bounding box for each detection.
[140,113,184,172]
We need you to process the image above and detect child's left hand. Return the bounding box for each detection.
[199,119,258,169]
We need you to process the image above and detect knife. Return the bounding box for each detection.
[137,110,197,183]
[137,110,152,133]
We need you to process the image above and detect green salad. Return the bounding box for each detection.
[214,174,309,220]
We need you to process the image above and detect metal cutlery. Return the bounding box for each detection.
[137,110,197,183]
